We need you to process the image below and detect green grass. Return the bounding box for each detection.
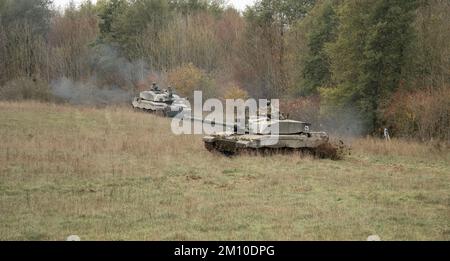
[0,101,449,240]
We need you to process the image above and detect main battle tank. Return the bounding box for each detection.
[132,84,190,118]
[203,116,344,160]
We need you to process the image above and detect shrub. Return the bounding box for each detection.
[167,63,216,99]
[222,85,249,100]
[383,87,450,141]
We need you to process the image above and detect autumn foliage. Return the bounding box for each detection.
[222,85,249,100]
[167,63,215,99]
[384,87,450,141]
[0,0,449,140]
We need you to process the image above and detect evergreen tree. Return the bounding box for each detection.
[97,0,128,41]
[301,0,338,95]
[323,0,418,132]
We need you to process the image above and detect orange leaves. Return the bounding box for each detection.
[222,85,249,100]
[383,87,450,140]
[167,63,215,98]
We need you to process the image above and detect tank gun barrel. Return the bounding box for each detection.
[187,116,246,132]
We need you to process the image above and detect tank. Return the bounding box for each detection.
[203,116,345,160]
[132,84,190,118]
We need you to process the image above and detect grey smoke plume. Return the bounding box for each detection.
[51,77,132,105]
[321,107,365,137]
[90,44,151,89]
[50,44,158,105]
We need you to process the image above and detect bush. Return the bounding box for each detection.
[167,63,216,99]
[222,85,249,100]
[383,87,450,141]
[0,77,53,102]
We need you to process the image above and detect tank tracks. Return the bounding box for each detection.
[132,106,171,117]
[204,140,347,160]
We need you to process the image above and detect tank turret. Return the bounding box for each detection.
[132,85,191,118]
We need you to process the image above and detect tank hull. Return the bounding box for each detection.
[132,97,188,118]
[203,132,344,159]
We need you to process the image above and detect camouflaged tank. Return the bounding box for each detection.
[132,84,190,118]
[203,117,344,159]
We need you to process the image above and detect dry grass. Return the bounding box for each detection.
[350,137,444,157]
[0,101,449,241]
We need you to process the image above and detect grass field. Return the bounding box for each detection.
[0,101,449,240]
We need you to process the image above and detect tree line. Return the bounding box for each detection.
[0,0,448,140]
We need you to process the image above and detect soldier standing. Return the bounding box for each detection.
[384,128,391,141]
[151,82,160,92]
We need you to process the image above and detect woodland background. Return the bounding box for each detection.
[0,0,449,139]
